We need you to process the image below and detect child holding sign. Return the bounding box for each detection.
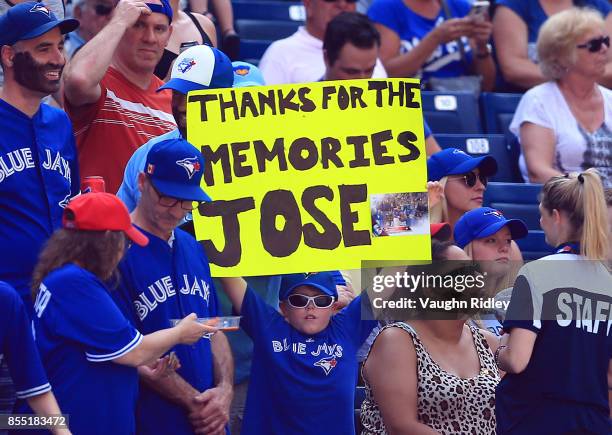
[219,272,377,435]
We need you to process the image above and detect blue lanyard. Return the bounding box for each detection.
[555,242,580,254]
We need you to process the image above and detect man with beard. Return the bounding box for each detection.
[63,0,176,194]
[0,0,79,417]
[117,44,233,211]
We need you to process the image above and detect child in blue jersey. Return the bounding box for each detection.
[18,193,213,435]
[219,272,377,435]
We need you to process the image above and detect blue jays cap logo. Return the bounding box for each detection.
[178,57,196,74]
[314,356,337,375]
[176,157,201,179]
[303,272,318,279]
[233,65,251,76]
[452,149,468,156]
[483,210,504,219]
[30,3,51,16]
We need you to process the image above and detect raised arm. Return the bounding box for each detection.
[115,313,213,366]
[363,327,440,435]
[217,277,248,314]
[63,0,152,106]
[492,6,545,90]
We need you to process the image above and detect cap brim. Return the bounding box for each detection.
[151,178,212,202]
[125,225,149,247]
[21,18,79,41]
[281,282,336,300]
[449,155,498,177]
[157,78,209,94]
[233,80,264,88]
[476,218,528,241]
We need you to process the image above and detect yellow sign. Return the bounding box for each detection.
[188,79,430,276]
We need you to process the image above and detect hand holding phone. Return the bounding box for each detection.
[469,0,490,22]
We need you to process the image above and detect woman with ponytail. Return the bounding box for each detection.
[495,169,612,434]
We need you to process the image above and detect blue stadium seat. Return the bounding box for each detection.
[236,19,300,40]
[483,182,543,230]
[421,91,482,134]
[434,134,522,183]
[516,230,554,261]
[233,1,305,62]
[239,39,272,64]
[480,92,522,136]
[233,1,305,22]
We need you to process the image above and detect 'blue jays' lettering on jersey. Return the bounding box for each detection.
[240,289,377,435]
[27,264,142,435]
[0,100,79,304]
[114,228,219,435]
[0,281,50,400]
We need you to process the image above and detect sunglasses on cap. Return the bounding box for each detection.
[286,294,335,309]
[93,4,113,15]
[576,35,610,53]
[449,171,488,188]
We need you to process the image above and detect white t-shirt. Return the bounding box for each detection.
[510,81,612,186]
[259,26,387,85]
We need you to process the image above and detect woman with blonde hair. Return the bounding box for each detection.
[510,7,612,186]
[496,169,611,434]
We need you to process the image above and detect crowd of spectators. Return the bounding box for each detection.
[0,0,611,434]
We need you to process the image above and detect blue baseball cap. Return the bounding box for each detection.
[0,2,79,46]
[157,45,233,94]
[145,0,173,23]
[279,272,338,300]
[454,207,528,249]
[427,148,497,182]
[232,61,265,88]
[144,138,211,202]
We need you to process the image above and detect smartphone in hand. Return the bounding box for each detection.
[469,0,490,21]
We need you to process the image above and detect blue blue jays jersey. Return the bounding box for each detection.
[114,227,219,435]
[240,289,377,435]
[0,281,50,401]
[30,264,142,435]
[0,100,79,305]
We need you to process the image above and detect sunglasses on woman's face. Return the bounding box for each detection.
[93,4,113,15]
[450,171,488,188]
[577,35,610,53]
[286,294,335,309]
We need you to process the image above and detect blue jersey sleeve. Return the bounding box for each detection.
[335,294,378,347]
[45,269,143,362]
[367,0,402,35]
[424,120,432,139]
[240,287,283,343]
[0,282,51,399]
[116,145,148,211]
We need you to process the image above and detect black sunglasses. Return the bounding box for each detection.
[287,294,335,308]
[148,178,200,211]
[451,171,488,188]
[576,35,610,53]
[93,4,113,16]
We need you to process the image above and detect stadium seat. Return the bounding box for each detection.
[239,39,272,64]
[233,0,305,62]
[480,92,522,138]
[233,1,305,22]
[434,134,522,182]
[516,230,554,261]
[421,91,483,134]
[483,182,543,230]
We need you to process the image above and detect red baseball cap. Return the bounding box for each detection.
[62,193,149,247]
[430,222,452,241]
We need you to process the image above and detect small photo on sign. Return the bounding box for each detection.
[371,192,428,237]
